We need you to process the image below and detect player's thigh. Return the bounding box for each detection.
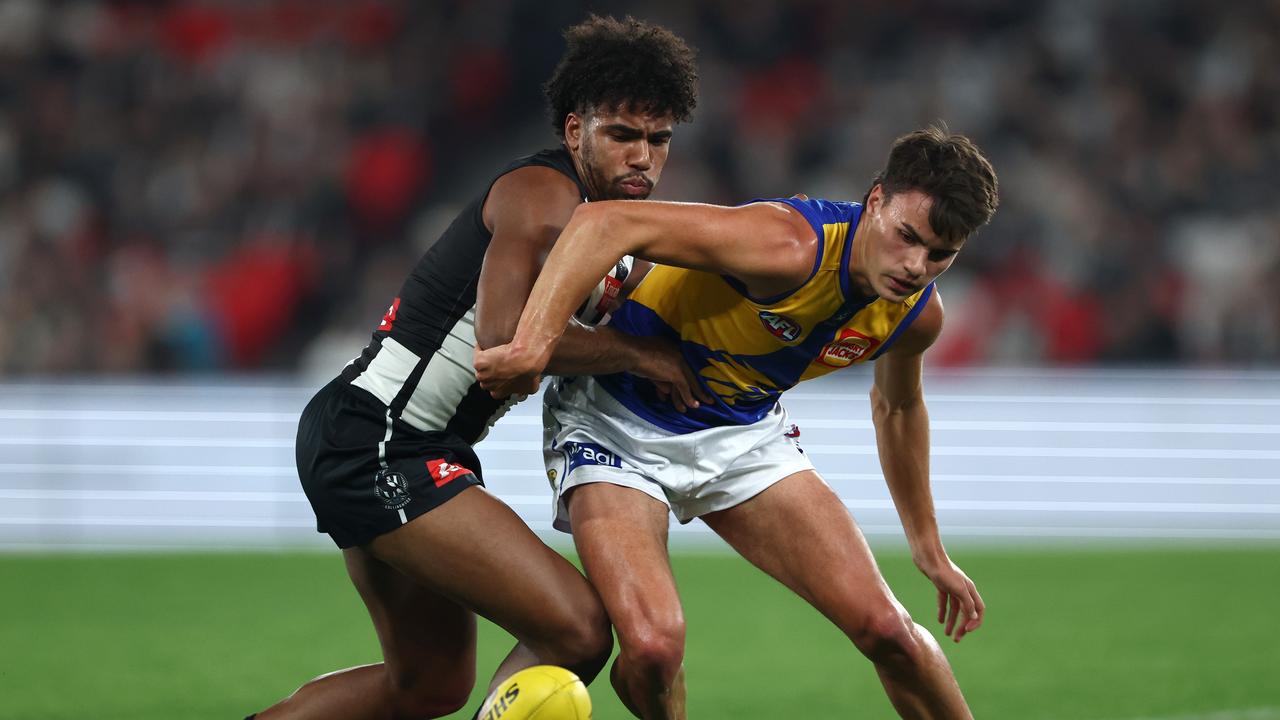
[567,482,683,645]
[700,470,898,624]
[343,545,476,696]
[366,485,606,648]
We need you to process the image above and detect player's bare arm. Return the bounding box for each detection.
[871,288,986,643]
[474,166,706,409]
[474,200,816,396]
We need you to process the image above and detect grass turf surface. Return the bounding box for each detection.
[1,546,1277,719]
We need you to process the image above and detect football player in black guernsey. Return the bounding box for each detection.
[250,16,706,720]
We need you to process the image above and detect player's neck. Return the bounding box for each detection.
[565,144,603,202]
[846,213,877,299]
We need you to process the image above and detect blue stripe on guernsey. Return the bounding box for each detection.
[599,302,768,433]
[772,196,866,302]
[716,196,834,304]
[607,293,681,343]
[699,294,877,392]
[599,292,878,434]
[773,197,862,241]
[870,282,935,360]
[597,370,772,434]
[601,194,928,435]
[836,203,863,300]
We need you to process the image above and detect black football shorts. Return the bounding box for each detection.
[296,378,485,549]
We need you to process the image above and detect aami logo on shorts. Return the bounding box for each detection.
[816,328,881,368]
[373,469,412,510]
[758,311,802,342]
[426,459,474,488]
[562,441,623,474]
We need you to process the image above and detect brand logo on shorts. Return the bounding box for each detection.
[426,459,474,488]
[784,423,805,454]
[377,297,401,332]
[562,441,623,474]
[758,311,803,342]
[816,328,880,368]
[373,469,411,510]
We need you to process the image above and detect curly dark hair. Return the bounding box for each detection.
[544,15,698,136]
[867,126,1000,242]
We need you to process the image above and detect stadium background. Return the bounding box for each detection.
[1,1,1277,719]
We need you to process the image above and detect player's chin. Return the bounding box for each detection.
[872,284,904,302]
[611,183,652,200]
[879,277,918,301]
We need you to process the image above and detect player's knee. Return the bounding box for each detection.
[848,604,923,668]
[387,665,474,719]
[618,613,686,684]
[548,605,614,683]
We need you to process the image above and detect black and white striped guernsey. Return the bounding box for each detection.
[338,147,588,445]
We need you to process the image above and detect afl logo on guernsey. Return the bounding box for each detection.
[817,328,881,368]
[758,311,803,342]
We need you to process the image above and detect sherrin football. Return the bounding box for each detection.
[573,255,634,326]
[477,665,591,720]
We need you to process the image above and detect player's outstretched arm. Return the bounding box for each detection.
[870,290,985,643]
[474,199,814,396]
[474,168,706,406]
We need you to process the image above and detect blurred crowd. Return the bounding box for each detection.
[1,0,1277,375]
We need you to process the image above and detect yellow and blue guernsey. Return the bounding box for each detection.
[598,196,935,434]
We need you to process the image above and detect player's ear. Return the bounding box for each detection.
[564,113,585,152]
[866,184,885,215]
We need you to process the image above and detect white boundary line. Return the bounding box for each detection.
[786,393,1280,405]
[805,445,1280,460]
[0,463,295,476]
[0,382,312,394]
[802,420,1280,434]
[3,464,1278,486]
[6,411,1280,434]
[3,438,1278,459]
[843,499,1280,514]
[5,488,1279,517]
[821,472,1280,486]
[6,392,1280,407]
[0,489,306,502]
[0,410,298,422]
[2,517,1277,540]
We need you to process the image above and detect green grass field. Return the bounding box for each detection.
[2,546,1277,719]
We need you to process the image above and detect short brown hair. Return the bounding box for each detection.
[868,126,999,241]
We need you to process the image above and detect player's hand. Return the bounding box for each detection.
[628,336,714,413]
[916,553,985,643]
[474,343,546,398]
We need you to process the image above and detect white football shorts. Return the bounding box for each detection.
[542,375,816,532]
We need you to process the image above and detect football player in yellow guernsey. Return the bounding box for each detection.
[476,126,999,720]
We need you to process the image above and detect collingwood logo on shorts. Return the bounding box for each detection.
[373,469,412,510]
